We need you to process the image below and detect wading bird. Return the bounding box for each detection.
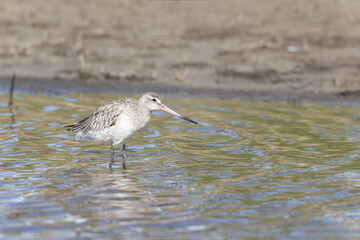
[64,92,198,169]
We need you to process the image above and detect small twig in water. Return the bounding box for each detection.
[8,73,16,124]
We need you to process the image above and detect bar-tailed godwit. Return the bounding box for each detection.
[64,92,198,169]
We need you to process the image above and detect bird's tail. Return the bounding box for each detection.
[63,116,91,132]
[63,124,76,132]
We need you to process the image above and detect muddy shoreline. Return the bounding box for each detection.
[0,0,359,107]
[1,76,359,108]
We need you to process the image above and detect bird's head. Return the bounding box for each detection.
[139,92,198,124]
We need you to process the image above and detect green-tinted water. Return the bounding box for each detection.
[1,91,360,239]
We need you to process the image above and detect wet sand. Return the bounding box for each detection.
[0,0,360,103]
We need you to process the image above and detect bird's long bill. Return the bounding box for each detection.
[160,104,198,124]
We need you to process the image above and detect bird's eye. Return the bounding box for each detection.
[152,98,156,102]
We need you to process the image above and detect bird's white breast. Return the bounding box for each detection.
[110,114,137,144]
[111,108,151,145]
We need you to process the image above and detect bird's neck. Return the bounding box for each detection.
[138,96,147,105]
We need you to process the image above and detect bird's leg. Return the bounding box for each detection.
[122,144,127,170]
[122,144,127,158]
[110,141,115,163]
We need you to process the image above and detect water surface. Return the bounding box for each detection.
[1,91,360,239]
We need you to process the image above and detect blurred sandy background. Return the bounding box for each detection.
[0,0,360,100]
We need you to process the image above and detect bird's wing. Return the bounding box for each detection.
[64,100,124,133]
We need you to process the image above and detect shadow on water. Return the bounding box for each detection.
[0,91,360,239]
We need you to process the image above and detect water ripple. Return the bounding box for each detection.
[0,94,359,239]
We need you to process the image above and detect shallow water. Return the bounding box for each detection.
[1,91,360,239]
